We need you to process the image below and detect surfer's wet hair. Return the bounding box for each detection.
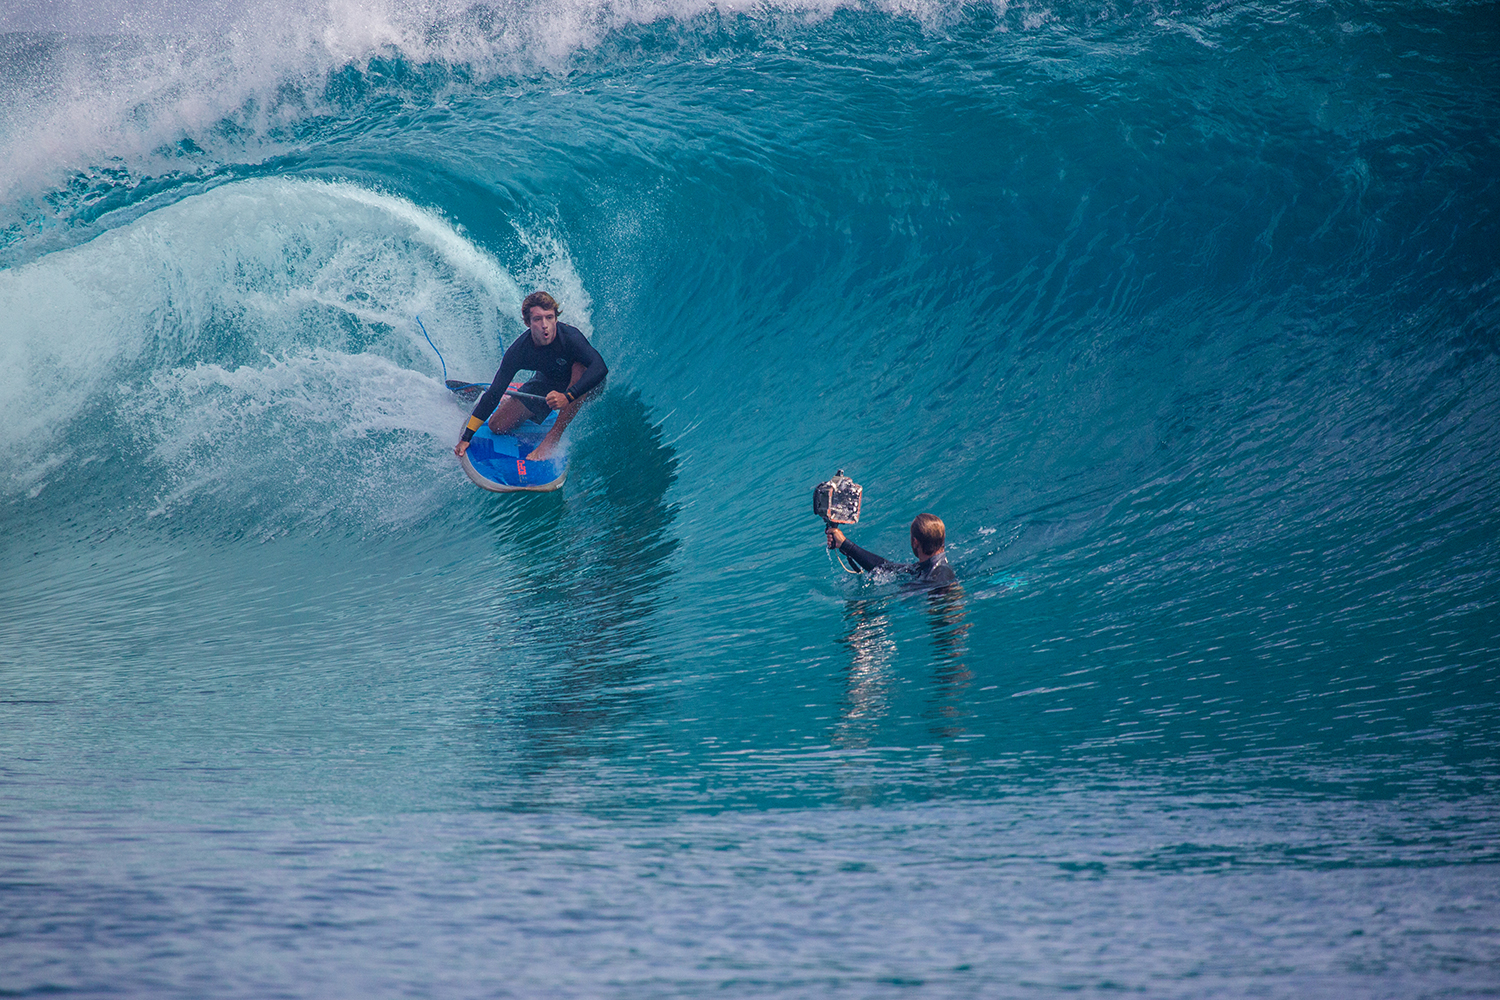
[911,513,945,555]
[521,291,560,323]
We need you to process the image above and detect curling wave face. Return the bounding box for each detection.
[3,0,1498,774]
[3,0,1498,769]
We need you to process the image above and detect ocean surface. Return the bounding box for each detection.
[2,0,1498,996]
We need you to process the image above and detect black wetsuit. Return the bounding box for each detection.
[461,322,607,443]
[837,539,957,587]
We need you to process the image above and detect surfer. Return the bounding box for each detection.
[453,291,607,461]
[825,514,957,588]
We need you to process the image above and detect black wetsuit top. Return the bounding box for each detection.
[461,322,607,442]
[838,539,957,587]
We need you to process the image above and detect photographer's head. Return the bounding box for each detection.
[910,513,945,560]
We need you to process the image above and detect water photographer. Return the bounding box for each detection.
[814,471,956,588]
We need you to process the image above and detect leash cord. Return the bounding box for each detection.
[416,315,447,382]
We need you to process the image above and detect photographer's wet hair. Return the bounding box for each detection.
[911,513,945,555]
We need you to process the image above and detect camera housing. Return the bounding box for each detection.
[813,470,862,525]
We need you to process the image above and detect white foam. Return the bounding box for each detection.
[0,175,584,513]
[131,350,466,530]
[0,0,994,205]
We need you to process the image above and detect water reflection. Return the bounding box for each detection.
[924,584,972,739]
[832,598,896,750]
[468,387,680,785]
[831,583,973,748]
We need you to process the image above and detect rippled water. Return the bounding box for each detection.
[2,0,1498,995]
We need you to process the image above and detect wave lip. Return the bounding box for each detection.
[0,0,1023,213]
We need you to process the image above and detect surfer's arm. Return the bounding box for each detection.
[458,385,501,445]
[459,357,522,444]
[561,330,608,401]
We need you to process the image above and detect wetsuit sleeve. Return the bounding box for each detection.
[838,539,904,574]
[460,339,526,442]
[561,328,608,401]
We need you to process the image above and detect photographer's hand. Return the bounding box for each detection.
[826,526,846,549]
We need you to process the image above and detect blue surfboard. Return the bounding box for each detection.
[451,380,568,493]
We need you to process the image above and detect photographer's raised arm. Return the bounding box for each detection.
[826,526,891,573]
[824,513,956,587]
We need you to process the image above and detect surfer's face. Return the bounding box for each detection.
[527,307,558,346]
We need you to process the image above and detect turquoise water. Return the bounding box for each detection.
[2,1,1499,995]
